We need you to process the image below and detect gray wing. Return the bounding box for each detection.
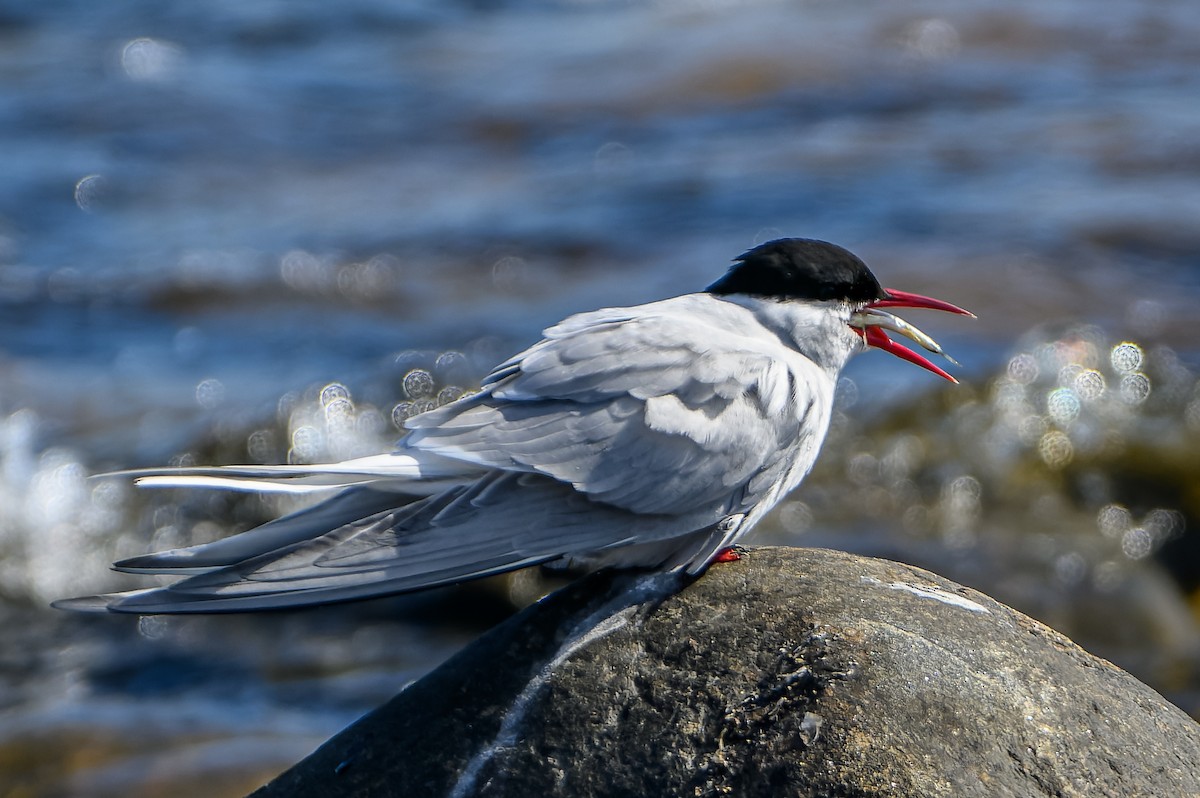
[57,472,725,613]
[404,304,816,516]
[111,486,415,574]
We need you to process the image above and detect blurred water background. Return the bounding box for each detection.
[3,0,1200,794]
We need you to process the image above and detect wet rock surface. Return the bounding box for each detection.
[250,547,1200,797]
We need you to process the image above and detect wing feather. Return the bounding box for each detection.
[76,472,724,613]
[113,486,414,574]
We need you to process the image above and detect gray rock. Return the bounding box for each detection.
[250,547,1200,797]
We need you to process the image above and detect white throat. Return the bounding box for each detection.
[720,294,863,377]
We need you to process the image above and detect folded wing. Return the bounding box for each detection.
[405,301,816,515]
[56,472,726,613]
[59,296,824,613]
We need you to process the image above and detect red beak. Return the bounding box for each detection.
[851,289,974,383]
[870,288,974,317]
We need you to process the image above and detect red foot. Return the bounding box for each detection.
[712,547,741,563]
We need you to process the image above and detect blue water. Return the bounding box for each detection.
[2,0,1200,794]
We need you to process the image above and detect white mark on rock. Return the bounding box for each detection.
[862,576,990,614]
[448,572,679,798]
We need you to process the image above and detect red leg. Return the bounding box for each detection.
[712,547,741,563]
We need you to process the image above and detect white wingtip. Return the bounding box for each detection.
[106,451,483,495]
[131,475,343,494]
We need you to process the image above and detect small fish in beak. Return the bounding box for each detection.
[849,289,975,382]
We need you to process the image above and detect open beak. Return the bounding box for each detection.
[849,289,974,383]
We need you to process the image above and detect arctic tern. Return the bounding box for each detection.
[56,238,971,613]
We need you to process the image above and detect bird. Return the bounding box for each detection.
[55,238,971,614]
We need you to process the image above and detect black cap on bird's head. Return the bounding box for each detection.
[708,238,974,382]
[706,238,886,304]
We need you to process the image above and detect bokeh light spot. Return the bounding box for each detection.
[492,256,529,291]
[1118,372,1151,405]
[195,378,226,409]
[247,429,276,463]
[593,141,634,179]
[435,351,471,383]
[324,397,355,425]
[437,386,465,406]
[1006,353,1038,385]
[410,399,436,417]
[846,452,878,487]
[1057,363,1084,388]
[901,18,961,60]
[392,402,413,428]
[1110,342,1143,373]
[1017,414,1048,445]
[320,383,351,407]
[1096,504,1130,539]
[1046,388,1080,426]
[1120,527,1152,560]
[120,37,184,82]
[1053,552,1087,587]
[137,616,171,640]
[1073,369,1105,402]
[403,369,435,399]
[74,174,107,212]
[290,426,323,462]
[1145,508,1184,543]
[1037,430,1073,469]
[778,501,813,534]
[835,377,859,409]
